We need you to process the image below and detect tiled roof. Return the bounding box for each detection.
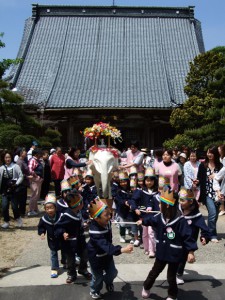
[11,5,204,109]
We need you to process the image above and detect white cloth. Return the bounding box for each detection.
[213,167,225,195]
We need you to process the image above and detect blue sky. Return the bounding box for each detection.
[0,0,225,60]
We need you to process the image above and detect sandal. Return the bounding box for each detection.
[66,275,77,284]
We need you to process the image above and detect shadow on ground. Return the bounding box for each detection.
[0,278,225,300]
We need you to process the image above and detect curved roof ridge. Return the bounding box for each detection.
[10,17,35,85]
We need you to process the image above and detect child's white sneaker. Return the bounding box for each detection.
[15,217,23,228]
[139,243,144,249]
[166,298,177,300]
[219,210,225,216]
[1,222,10,229]
[27,211,38,217]
[176,275,184,285]
[90,292,102,299]
[133,240,140,247]
[120,236,126,243]
[142,287,150,298]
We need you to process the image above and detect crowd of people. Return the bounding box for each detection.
[0,139,225,300]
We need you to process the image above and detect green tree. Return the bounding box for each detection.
[165,47,225,150]
[38,128,62,147]
[185,66,225,149]
[163,134,198,150]
[0,33,43,149]
[170,50,225,132]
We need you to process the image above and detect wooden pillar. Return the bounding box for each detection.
[150,129,155,149]
[68,116,75,145]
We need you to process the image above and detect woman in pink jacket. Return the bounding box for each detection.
[154,149,182,192]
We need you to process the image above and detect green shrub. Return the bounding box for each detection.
[163,134,198,150]
[14,135,36,148]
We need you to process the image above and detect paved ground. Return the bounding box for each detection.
[1,206,225,299]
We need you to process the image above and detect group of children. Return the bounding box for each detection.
[38,166,210,300]
[112,166,165,256]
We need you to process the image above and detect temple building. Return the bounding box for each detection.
[10,5,205,148]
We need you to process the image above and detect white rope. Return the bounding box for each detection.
[139,209,160,213]
[112,221,137,225]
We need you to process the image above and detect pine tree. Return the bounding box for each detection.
[170,51,225,132]
[0,34,41,149]
[0,33,62,150]
[164,48,225,150]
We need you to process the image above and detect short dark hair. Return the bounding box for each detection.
[163,149,173,157]
[130,140,139,149]
[19,148,26,156]
[154,148,164,158]
[189,149,199,160]
[32,149,42,157]
[68,146,80,159]
[1,151,13,162]
[160,195,178,219]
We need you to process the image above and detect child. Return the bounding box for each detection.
[84,169,97,200]
[115,171,139,245]
[56,180,72,268]
[111,170,120,221]
[81,170,98,223]
[69,173,88,227]
[130,177,137,192]
[56,179,72,214]
[137,186,197,300]
[137,172,144,189]
[130,167,159,258]
[56,190,91,283]
[68,173,81,191]
[158,175,171,192]
[129,166,138,180]
[38,193,63,278]
[176,187,210,285]
[87,198,133,299]
[73,167,84,184]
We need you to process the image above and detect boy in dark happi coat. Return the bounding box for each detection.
[137,186,198,300]
[38,193,63,278]
[56,179,72,214]
[88,198,133,299]
[55,190,91,283]
[176,187,210,285]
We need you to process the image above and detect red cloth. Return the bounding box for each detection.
[50,154,65,180]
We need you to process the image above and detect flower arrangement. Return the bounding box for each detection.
[83,122,122,142]
[89,145,120,158]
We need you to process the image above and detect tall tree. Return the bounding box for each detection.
[0,33,61,149]
[164,47,225,150]
[0,33,40,148]
[169,50,225,132]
